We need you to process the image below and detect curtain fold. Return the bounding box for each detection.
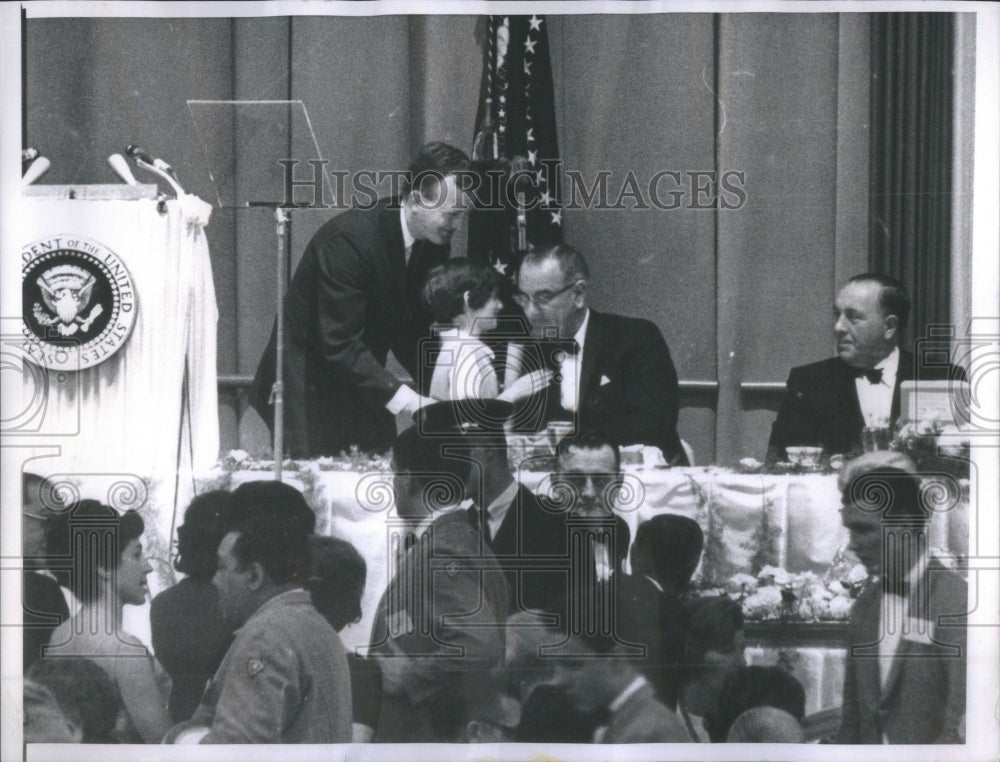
[869,13,954,347]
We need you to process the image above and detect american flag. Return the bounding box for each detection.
[470,14,563,278]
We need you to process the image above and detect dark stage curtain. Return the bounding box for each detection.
[869,13,954,347]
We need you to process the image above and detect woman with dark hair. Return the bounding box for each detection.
[677,595,747,742]
[423,259,550,402]
[307,535,381,743]
[150,490,233,723]
[45,501,170,743]
[27,657,125,743]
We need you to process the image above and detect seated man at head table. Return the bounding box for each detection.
[508,243,688,465]
[767,273,966,463]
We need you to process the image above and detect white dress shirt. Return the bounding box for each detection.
[560,309,590,412]
[855,347,899,428]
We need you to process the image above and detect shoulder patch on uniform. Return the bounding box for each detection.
[247,658,265,678]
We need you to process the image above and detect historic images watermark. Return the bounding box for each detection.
[277,161,748,211]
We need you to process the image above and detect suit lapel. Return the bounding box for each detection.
[891,349,914,425]
[578,311,604,406]
[835,359,865,439]
[381,199,407,300]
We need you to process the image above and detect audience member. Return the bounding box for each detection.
[506,612,599,743]
[546,625,690,743]
[250,141,472,455]
[307,534,381,743]
[511,243,687,464]
[429,674,521,743]
[185,497,351,743]
[616,514,703,709]
[705,665,806,742]
[678,595,746,742]
[45,502,171,743]
[22,472,70,671]
[150,490,233,723]
[27,657,124,743]
[23,679,80,744]
[727,706,806,743]
[768,273,966,461]
[835,452,966,744]
[368,420,509,742]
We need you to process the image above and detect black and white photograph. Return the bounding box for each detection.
[1,1,998,761]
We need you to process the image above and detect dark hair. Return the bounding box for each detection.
[229,511,310,586]
[422,259,499,324]
[392,426,472,519]
[226,480,316,535]
[706,665,806,742]
[844,467,926,524]
[68,501,145,604]
[28,657,123,743]
[402,141,472,199]
[519,242,590,283]
[174,490,230,579]
[631,515,704,589]
[847,273,911,331]
[556,430,621,472]
[681,596,744,683]
[308,535,366,631]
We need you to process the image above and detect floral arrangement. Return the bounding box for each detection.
[708,551,869,622]
[216,447,392,474]
[892,413,970,477]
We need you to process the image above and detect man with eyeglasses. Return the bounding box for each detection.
[510,243,687,465]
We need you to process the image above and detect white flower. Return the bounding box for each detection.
[828,580,847,596]
[847,564,869,584]
[758,566,790,585]
[227,449,250,464]
[727,573,758,595]
[827,596,854,619]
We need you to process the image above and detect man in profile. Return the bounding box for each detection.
[511,243,687,465]
[188,488,351,743]
[251,142,472,456]
[768,273,965,461]
[836,452,966,744]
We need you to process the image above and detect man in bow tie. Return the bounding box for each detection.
[508,243,687,465]
[768,274,966,462]
[250,142,472,457]
[835,452,966,744]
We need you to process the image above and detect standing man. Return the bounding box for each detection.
[511,243,687,465]
[250,142,472,456]
[187,494,352,743]
[835,452,966,744]
[768,274,966,461]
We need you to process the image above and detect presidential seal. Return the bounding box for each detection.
[22,236,137,371]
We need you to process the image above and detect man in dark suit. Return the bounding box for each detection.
[510,244,687,465]
[768,273,966,462]
[835,452,967,744]
[250,142,472,456]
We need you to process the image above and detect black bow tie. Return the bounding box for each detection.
[850,366,884,384]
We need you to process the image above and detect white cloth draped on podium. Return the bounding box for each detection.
[20,187,218,580]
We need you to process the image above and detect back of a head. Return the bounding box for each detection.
[681,596,744,682]
[24,679,79,743]
[843,465,926,525]
[392,425,472,519]
[708,665,806,742]
[175,489,230,579]
[726,706,805,744]
[632,514,704,587]
[28,657,123,743]
[308,534,366,631]
[226,480,316,535]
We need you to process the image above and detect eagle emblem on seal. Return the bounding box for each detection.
[33,264,104,336]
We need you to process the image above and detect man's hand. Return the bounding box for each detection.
[498,369,554,403]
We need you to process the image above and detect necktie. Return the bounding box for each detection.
[851,366,884,384]
[467,504,492,544]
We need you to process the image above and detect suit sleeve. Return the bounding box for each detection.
[767,367,814,462]
[615,321,681,446]
[377,524,508,707]
[200,628,303,744]
[312,232,404,409]
[933,573,967,743]
[834,642,860,743]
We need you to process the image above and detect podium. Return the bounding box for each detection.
[17,183,218,576]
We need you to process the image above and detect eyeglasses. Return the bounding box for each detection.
[554,472,620,493]
[511,280,580,308]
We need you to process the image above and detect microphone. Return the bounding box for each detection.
[22,147,39,164]
[108,153,139,185]
[22,156,51,186]
[126,144,155,165]
[153,157,177,178]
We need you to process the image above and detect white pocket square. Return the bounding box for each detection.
[600,375,612,386]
